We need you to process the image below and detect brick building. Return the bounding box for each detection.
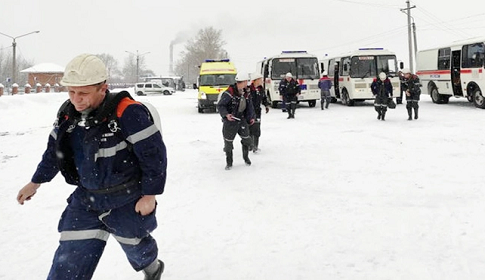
[20,63,65,90]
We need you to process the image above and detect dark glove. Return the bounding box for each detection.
[265,106,269,113]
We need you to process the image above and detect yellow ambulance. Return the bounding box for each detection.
[197,59,236,113]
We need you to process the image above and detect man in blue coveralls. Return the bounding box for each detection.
[17,53,167,280]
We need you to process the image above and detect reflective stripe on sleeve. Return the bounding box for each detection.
[126,124,158,144]
[94,141,129,161]
[60,229,110,242]
[112,234,143,246]
[50,129,58,140]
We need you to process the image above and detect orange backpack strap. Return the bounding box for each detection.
[117,97,141,118]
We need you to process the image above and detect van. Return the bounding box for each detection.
[135,82,175,96]
[197,59,237,113]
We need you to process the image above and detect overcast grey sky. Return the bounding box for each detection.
[1,0,484,76]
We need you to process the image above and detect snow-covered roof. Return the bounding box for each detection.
[20,63,65,73]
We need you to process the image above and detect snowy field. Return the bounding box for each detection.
[1,89,485,280]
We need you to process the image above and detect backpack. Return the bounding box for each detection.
[57,90,162,135]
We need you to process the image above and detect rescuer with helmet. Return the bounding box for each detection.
[17,53,167,280]
[217,72,256,170]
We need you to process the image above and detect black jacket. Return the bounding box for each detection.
[249,84,269,119]
[217,84,255,123]
[278,78,301,98]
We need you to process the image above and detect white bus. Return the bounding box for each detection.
[416,37,485,108]
[319,48,401,106]
[255,51,320,108]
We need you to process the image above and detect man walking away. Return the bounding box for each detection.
[318,71,332,110]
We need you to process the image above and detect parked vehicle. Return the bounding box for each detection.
[416,37,485,108]
[134,82,175,96]
[319,48,400,106]
[256,51,320,108]
[197,59,237,113]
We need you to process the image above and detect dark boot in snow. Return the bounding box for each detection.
[225,151,233,170]
[414,108,419,119]
[143,260,164,280]
[407,108,413,120]
[381,110,386,121]
[242,145,251,166]
[253,136,260,153]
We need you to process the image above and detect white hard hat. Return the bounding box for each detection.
[235,72,249,82]
[285,72,293,78]
[251,72,263,81]
[322,71,328,76]
[60,53,108,86]
[401,68,411,74]
[379,72,387,81]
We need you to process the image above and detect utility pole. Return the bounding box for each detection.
[401,0,416,73]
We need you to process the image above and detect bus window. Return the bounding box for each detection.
[462,43,485,68]
[297,58,319,79]
[271,58,297,79]
[438,48,451,70]
[377,55,398,76]
[350,56,375,78]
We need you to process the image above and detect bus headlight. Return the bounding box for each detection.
[199,91,207,99]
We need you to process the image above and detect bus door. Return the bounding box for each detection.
[451,50,463,96]
[333,61,340,98]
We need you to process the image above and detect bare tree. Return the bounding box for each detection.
[97,53,121,83]
[122,53,154,83]
[0,47,33,85]
[174,27,229,85]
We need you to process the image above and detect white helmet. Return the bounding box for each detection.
[251,72,263,81]
[60,53,108,86]
[379,72,387,81]
[401,68,411,74]
[285,72,293,78]
[322,71,328,76]
[235,72,249,82]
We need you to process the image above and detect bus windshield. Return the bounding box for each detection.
[199,74,236,86]
[350,55,397,78]
[271,57,320,80]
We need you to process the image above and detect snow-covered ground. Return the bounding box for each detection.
[1,89,485,280]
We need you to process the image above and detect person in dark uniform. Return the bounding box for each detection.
[217,72,255,170]
[278,72,301,119]
[249,72,270,153]
[371,72,393,121]
[16,53,167,280]
[401,68,421,120]
[318,71,332,110]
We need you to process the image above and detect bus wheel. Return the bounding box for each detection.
[467,95,474,103]
[308,100,316,107]
[472,88,485,109]
[271,101,278,108]
[430,86,447,104]
[341,91,348,105]
[198,107,204,113]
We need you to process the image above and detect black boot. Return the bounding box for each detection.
[321,101,324,110]
[242,145,251,166]
[253,136,260,153]
[376,107,382,120]
[143,260,164,280]
[381,110,386,121]
[407,108,413,120]
[414,108,419,119]
[225,151,233,170]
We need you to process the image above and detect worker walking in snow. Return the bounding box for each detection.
[217,72,256,170]
[17,53,167,280]
[249,72,270,153]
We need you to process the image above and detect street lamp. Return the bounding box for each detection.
[125,50,150,83]
[0,30,40,84]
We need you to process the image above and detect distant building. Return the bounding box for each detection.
[20,63,65,88]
